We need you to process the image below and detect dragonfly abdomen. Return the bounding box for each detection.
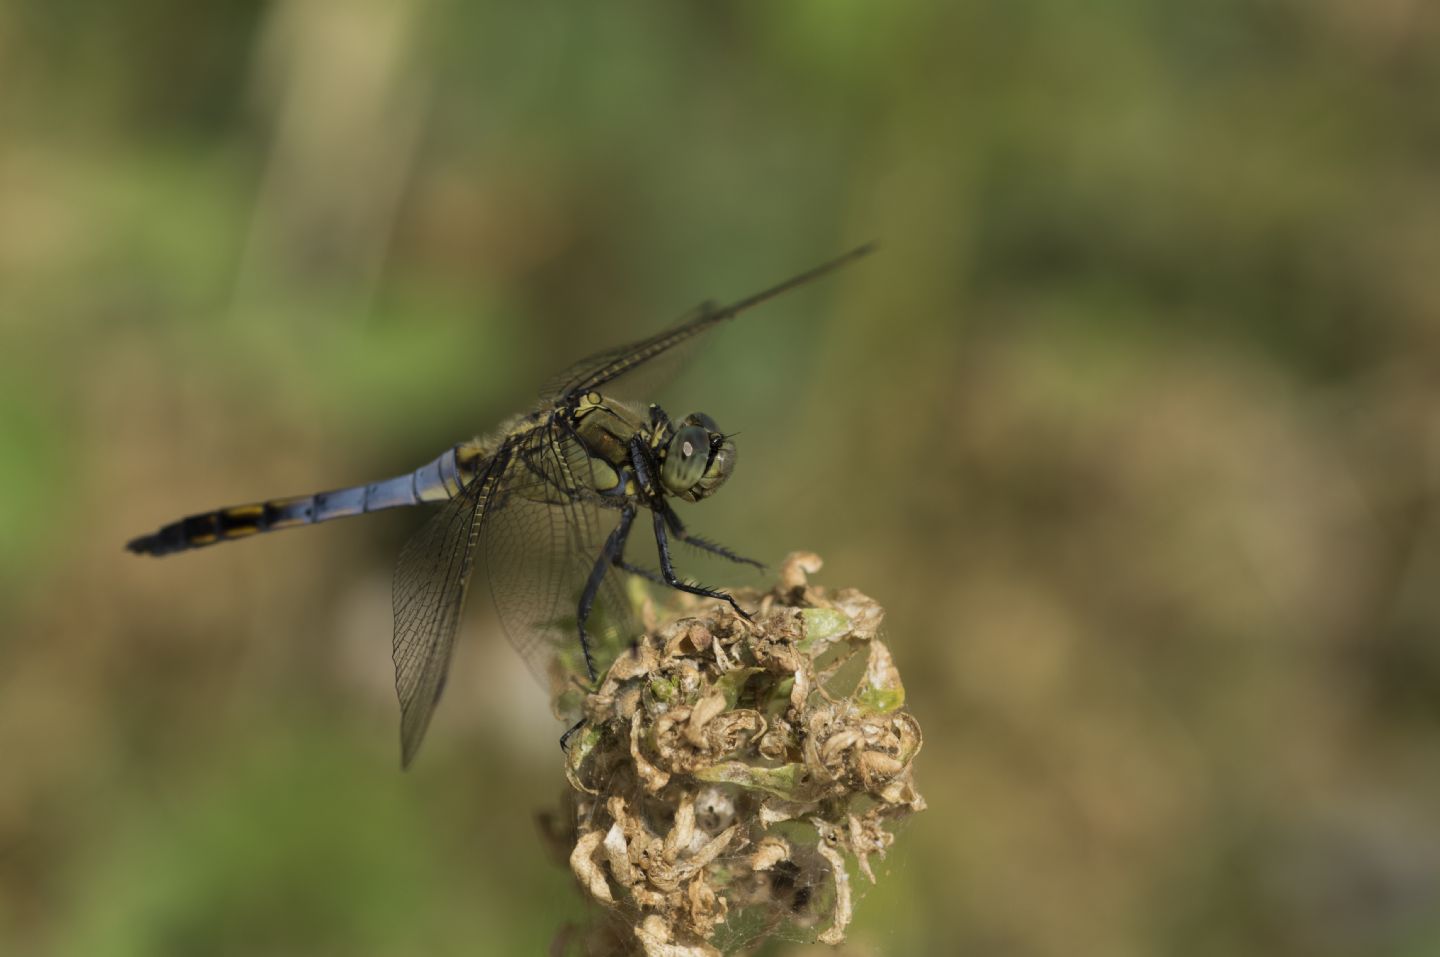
[126,442,491,557]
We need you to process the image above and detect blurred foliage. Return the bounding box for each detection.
[3,0,1440,955]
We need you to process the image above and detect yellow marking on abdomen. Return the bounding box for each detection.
[219,504,266,539]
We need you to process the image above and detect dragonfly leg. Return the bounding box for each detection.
[616,559,667,587]
[649,510,752,621]
[559,716,587,751]
[576,504,638,682]
[660,501,765,570]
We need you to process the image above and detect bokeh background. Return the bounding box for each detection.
[4,1,1440,954]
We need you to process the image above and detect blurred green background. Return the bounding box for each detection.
[4,1,1440,954]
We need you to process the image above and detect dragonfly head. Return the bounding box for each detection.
[659,412,735,503]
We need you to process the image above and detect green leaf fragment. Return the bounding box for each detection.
[713,667,762,708]
[798,608,851,653]
[648,676,677,702]
[855,686,905,712]
[767,677,796,714]
[566,725,603,774]
[695,761,807,800]
[854,640,906,712]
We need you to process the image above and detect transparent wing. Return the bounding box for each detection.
[482,419,639,689]
[542,244,875,403]
[390,452,501,768]
[541,300,719,404]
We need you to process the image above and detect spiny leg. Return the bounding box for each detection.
[562,505,643,752]
[616,559,667,587]
[576,504,638,683]
[649,510,751,620]
[660,501,765,570]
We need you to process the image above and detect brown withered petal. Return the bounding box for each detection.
[684,689,728,747]
[635,914,720,957]
[814,832,853,946]
[630,710,671,793]
[571,829,614,904]
[777,550,824,593]
[750,836,790,871]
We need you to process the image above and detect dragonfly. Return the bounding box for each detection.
[128,244,873,766]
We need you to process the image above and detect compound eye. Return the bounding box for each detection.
[684,412,720,433]
[661,425,710,496]
[697,437,735,498]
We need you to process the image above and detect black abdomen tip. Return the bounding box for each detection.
[126,531,184,556]
[125,534,156,555]
[125,520,196,557]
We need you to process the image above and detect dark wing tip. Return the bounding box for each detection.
[399,702,437,769]
[715,242,878,322]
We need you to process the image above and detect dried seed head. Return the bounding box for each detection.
[553,552,925,955]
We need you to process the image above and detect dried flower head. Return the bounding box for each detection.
[549,552,926,956]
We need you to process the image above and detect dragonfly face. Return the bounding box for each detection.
[127,244,873,766]
[657,412,735,503]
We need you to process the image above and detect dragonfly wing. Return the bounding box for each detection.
[540,300,720,404]
[482,419,639,689]
[541,244,875,403]
[391,451,503,767]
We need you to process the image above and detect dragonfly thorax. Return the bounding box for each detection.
[568,395,735,504]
